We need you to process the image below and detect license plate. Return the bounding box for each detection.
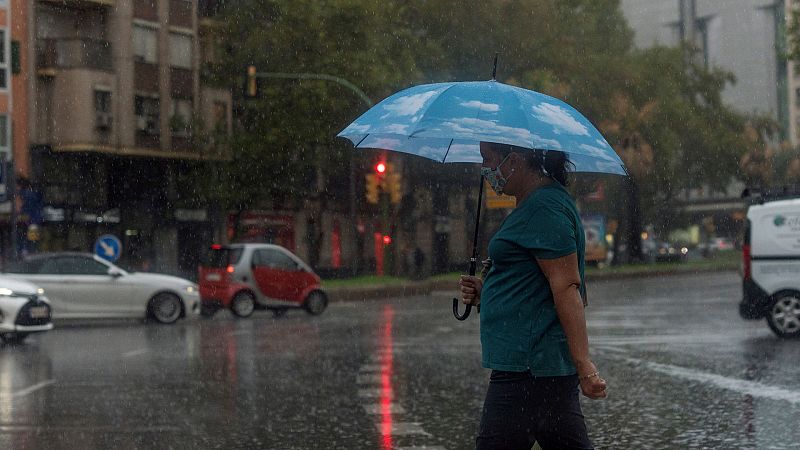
[28,306,49,319]
[206,273,222,281]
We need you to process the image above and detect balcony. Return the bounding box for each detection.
[39,0,115,8]
[37,38,113,72]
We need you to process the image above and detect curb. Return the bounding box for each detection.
[325,267,739,303]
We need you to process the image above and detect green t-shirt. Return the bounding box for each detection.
[480,182,585,376]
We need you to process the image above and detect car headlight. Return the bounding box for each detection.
[37,288,45,295]
[185,286,197,294]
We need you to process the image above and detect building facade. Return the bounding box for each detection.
[19,0,231,279]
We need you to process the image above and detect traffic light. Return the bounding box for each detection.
[375,162,386,174]
[365,174,380,204]
[385,173,402,204]
[244,65,258,98]
[382,235,392,245]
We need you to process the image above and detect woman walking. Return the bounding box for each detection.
[459,142,607,450]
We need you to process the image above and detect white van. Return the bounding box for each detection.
[740,189,800,338]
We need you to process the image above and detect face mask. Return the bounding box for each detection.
[481,154,513,194]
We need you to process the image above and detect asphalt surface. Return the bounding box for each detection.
[1,271,798,449]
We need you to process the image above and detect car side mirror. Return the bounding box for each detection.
[108,269,123,278]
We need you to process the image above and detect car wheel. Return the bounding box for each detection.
[303,291,328,316]
[1,333,28,344]
[149,293,183,324]
[271,308,288,318]
[766,291,800,338]
[231,292,256,318]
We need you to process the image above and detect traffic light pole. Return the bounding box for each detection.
[245,69,373,276]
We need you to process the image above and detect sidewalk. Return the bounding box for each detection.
[324,254,741,303]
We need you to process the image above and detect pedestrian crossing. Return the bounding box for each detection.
[356,304,445,450]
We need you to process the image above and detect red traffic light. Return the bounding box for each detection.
[375,162,386,174]
[382,235,392,245]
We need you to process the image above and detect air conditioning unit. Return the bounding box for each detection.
[96,113,113,131]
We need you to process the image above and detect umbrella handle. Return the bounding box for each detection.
[452,298,480,320]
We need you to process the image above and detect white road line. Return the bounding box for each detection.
[11,379,56,398]
[376,422,431,437]
[357,373,384,384]
[359,388,392,398]
[122,349,150,358]
[624,356,800,405]
[363,403,407,414]
[397,447,446,450]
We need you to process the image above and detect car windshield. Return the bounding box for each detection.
[203,247,243,268]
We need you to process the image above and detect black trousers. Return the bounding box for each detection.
[476,370,594,450]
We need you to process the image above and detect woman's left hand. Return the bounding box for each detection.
[577,362,607,400]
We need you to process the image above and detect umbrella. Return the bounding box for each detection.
[338,73,626,320]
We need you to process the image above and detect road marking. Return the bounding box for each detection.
[359,364,384,372]
[625,356,800,405]
[359,388,392,398]
[357,373,384,384]
[363,403,407,414]
[122,349,150,358]
[376,422,431,436]
[11,379,55,398]
[397,447,446,450]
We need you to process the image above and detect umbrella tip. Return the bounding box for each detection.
[492,53,499,80]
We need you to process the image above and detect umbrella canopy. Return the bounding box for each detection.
[338,80,626,175]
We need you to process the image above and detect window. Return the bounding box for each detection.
[133,24,158,64]
[95,90,112,130]
[213,101,228,131]
[253,249,298,271]
[39,257,110,275]
[135,95,160,135]
[169,32,192,69]
[170,98,192,136]
[0,29,7,89]
[95,90,112,113]
[0,115,8,151]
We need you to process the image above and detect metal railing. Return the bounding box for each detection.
[37,38,112,72]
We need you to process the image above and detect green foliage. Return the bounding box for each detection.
[200,0,422,211]
[200,0,751,239]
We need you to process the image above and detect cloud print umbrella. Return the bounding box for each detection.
[338,74,627,320]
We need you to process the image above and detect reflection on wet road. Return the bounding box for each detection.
[0,271,798,449]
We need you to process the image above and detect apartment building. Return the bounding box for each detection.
[20,0,231,277]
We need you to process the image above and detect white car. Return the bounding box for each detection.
[0,275,53,344]
[5,253,199,324]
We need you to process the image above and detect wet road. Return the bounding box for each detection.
[1,271,798,449]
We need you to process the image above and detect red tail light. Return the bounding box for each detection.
[226,265,235,273]
[742,244,751,280]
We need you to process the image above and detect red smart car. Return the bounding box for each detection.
[198,244,328,318]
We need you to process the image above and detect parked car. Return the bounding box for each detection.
[4,253,199,324]
[741,194,800,338]
[654,241,689,263]
[199,243,328,318]
[0,275,53,344]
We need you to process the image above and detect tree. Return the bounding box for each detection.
[199,0,421,266]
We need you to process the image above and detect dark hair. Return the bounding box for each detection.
[490,143,574,186]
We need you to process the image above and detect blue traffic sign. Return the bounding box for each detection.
[95,234,122,262]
